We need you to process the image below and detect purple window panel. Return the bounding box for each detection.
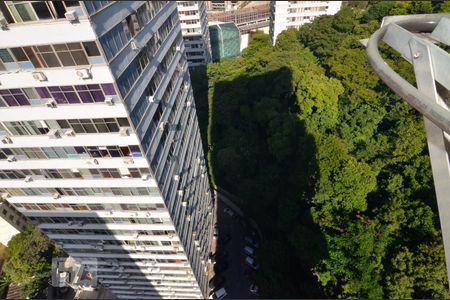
[3,95,18,106]
[101,84,116,95]
[60,86,74,92]
[9,89,21,94]
[75,85,87,91]
[51,92,67,104]
[74,146,86,154]
[87,84,100,90]
[14,94,30,105]
[91,90,105,102]
[0,90,9,95]
[78,91,93,103]
[35,87,51,98]
[64,92,80,103]
[48,86,61,92]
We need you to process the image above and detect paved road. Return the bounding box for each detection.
[211,193,258,299]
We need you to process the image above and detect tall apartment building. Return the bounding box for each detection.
[269,1,341,45]
[176,1,211,67]
[0,1,214,299]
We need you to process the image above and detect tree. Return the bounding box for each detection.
[3,226,59,298]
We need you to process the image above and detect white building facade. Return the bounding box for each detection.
[177,1,211,66]
[0,1,214,299]
[269,1,341,45]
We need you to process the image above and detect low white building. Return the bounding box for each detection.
[269,1,342,45]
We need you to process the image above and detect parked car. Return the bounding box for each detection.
[244,245,255,256]
[214,261,229,273]
[209,287,227,299]
[213,225,220,240]
[244,236,259,248]
[223,207,235,217]
[245,256,259,270]
[249,283,259,295]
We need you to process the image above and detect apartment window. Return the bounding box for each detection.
[83,1,110,15]
[5,1,81,23]
[0,83,117,106]
[0,88,29,106]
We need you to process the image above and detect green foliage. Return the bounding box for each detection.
[3,226,58,298]
[190,1,449,298]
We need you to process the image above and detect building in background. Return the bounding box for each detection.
[208,2,270,34]
[269,1,342,45]
[209,22,241,61]
[0,199,27,246]
[176,1,211,67]
[0,1,214,299]
[206,1,241,12]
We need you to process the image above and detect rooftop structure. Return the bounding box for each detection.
[208,3,270,34]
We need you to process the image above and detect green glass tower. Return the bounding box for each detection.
[208,22,241,61]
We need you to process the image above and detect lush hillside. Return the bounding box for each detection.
[191,1,450,298]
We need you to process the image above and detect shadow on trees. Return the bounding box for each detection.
[204,67,328,298]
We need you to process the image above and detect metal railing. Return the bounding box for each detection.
[366,13,450,289]
[366,13,450,132]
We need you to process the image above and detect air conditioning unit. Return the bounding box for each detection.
[0,16,8,30]
[173,174,180,181]
[46,99,57,108]
[168,233,174,239]
[173,246,180,252]
[123,157,134,164]
[47,129,61,139]
[158,121,167,131]
[176,45,181,51]
[64,129,76,137]
[64,10,78,22]
[181,200,187,207]
[130,39,139,50]
[86,158,99,165]
[24,175,33,182]
[141,173,150,181]
[186,101,192,107]
[104,97,114,106]
[1,135,12,144]
[177,190,184,197]
[76,68,92,79]
[7,155,16,162]
[148,95,156,103]
[186,214,191,222]
[183,83,189,91]
[119,127,130,136]
[53,193,60,199]
[32,71,47,81]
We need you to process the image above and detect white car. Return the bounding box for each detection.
[245,256,259,270]
[209,287,227,299]
[249,283,259,295]
[244,245,255,256]
[245,236,259,248]
[223,207,234,217]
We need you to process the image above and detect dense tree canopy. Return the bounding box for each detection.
[190,1,448,298]
[2,226,60,298]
